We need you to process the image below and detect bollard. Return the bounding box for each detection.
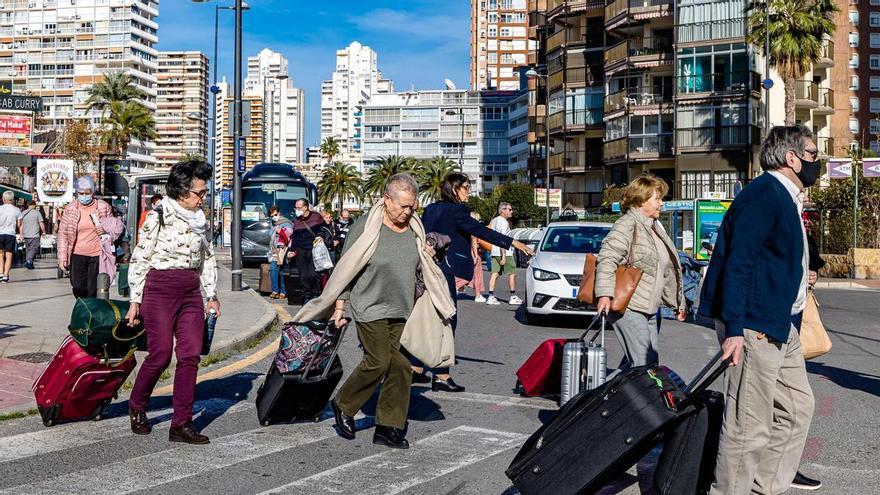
[96,273,110,300]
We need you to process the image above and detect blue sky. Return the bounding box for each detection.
[156,0,471,150]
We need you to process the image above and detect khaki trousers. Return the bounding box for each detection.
[335,319,411,429]
[710,325,814,495]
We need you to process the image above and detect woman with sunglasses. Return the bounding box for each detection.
[125,159,220,445]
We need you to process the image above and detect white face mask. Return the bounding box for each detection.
[294,209,304,218]
[271,214,280,222]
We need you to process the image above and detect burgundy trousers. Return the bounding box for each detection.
[129,269,204,427]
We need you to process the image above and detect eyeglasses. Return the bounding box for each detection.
[189,189,208,199]
[803,148,819,161]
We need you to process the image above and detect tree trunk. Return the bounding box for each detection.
[784,75,796,126]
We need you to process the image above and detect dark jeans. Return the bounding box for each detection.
[406,271,458,376]
[295,248,320,301]
[70,254,99,299]
[129,269,205,426]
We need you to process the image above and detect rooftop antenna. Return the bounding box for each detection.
[444,79,457,90]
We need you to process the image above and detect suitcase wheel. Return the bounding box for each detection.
[313,415,321,423]
[91,402,107,421]
[43,418,54,427]
[261,419,271,427]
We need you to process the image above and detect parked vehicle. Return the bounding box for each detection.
[524,222,612,324]
[508,228,544,268]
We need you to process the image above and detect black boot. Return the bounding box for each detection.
[330,399,356,440]
[432,375,465,393]
[168,422,209,445]
[411,370,431,384]
[373,424,409,449]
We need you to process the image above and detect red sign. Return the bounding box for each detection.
[0,114,32,152]
[0,115,31,134]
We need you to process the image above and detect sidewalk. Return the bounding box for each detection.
[0,257,277,415]
[815,277,880,290]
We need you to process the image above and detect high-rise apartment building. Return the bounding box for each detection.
[244,48,306,165]
[0,0,160,168]
[154,51,209,170]
[320,41,393,165]
[839,0,880,154]
[471,0,533,91]
[215,80,264,189]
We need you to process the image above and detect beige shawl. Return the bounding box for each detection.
[293,201,457,368]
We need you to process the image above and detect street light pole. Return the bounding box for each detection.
[231,0,244,291]
[209,4,219,245]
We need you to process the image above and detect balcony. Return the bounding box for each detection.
[606,0,672,29]
[604,37,673,69]
[548,108,603,133]
[676,71,761,97]
[676,18,746,44]
[603,135,672,160]
[815,39,834,69]
[816,136,834,157]
[795,81,819,108]
[676,125,761,149]
[815,88,834,114]
[549,67,588,89]
[604,89,673,115]
[550,149,589,171]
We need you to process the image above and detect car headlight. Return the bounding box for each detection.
[532,268,560,281]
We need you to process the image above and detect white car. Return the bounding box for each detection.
[525,221,613,324]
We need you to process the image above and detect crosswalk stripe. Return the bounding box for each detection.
[0,399,253,464]
[0,415,374,495]
[423,390,551,410]
[257,426,528,495]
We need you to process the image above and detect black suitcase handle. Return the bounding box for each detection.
[677,350,730,411]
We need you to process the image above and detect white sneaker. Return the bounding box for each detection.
[486,295,501,305]
[474,294,487,303]
[509,295,523,305]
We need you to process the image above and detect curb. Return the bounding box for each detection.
[814,281,878,290]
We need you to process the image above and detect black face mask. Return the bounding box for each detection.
[795,156,821,188]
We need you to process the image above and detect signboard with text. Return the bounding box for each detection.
[0,95,43,113]
[0,114,32,153]
[36,159,75,204]
[0,82,12,95]
[828,158,852,179]
[534,188,562,209]
[863,158,880,178]
[694,198,732,260]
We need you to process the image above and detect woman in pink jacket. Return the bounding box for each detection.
[56,176,116,298]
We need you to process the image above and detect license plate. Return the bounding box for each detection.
[572,288,578,298]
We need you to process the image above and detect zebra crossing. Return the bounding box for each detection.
[0,394,536,495]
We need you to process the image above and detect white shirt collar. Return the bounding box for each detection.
[767,170,805,204]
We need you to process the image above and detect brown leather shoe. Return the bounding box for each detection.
[169,423,210,445]
[129,408,151,435]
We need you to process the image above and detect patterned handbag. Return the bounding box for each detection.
[273,320,342,374]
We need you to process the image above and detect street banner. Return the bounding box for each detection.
[534,188,562,209]
[828,158,852,179]
[0,94,42,112]
[863,158,880,178]
[694,198,731,261]
[0,114,32,153]
[36,159,75,204]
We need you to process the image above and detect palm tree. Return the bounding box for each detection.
[86,72,148,116]
[746,0,838,125]
[416,157,457,203]
[319,136,341,165]
[364,155,415,198]
[100,100,159,158]
[318,162,362,211]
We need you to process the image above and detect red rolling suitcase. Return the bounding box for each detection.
[515,338,568,397]
[32,337,136,427]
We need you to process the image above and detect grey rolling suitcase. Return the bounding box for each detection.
[560,313,607,406]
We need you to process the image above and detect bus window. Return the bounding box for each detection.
[242,183,308,221]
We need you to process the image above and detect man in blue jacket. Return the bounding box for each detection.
[699,125,818,495]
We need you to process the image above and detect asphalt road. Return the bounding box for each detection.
[0,266,876,494]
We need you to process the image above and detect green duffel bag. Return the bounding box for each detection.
[117,264,130,297]
[68,298,147,359]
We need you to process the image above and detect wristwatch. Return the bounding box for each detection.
[207,295,219,302]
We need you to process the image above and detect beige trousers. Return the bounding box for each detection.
[710,324,815,495]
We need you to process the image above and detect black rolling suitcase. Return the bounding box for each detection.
[256,321,348,426]
[506,352,728,495]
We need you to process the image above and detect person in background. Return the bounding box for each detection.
[486,202,521,306]
[126,159,219,445]
[334,209,353,259]
[416,173,534,392]
[97,207,125,294]
[57,177,115,298]
[320,210,338,260]
[267,205,293,300]
[290,198,327,303]
[0,191,19,283]
[17,200,45,270]
[595,174,686,369]
[454,211,487,302]
[137,194,163,236]
[698,125,817,495]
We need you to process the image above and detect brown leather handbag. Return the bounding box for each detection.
[577,226,643,313]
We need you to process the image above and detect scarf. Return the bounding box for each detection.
[162,196,208,247]
[293,201,457,368]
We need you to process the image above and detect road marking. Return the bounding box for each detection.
[0,415,371,495]
[257,426,527,495]
[0,399,253,463]
[422,390,552,410]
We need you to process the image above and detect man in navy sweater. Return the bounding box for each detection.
[699,125,819,495]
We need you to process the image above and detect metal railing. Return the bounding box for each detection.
[795,80,819,104]
[676,125,760,148]
[818,87,834,109]
[606,0,669,19]
[605,37,672,65]
[629,135,673,155]
[677,71,761,95]
[676,18,745,44]
[605,89,673,112]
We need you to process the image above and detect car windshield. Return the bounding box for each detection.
[540,226,611,253]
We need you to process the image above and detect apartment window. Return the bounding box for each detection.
[681,172,712,200]
[872,12,880,25]
[851,11,860,24]
[872,98,880,112]
[872,141,880,153]
[871,119,880,134]
[850,32,860,47]
[850,118,860,134]
[851,96,861,112]
[872,55,880,69]
[872,33,880,48]
[871,76,880,90]
[852,54,861,68]
[852,75,861,90]
[488,26,498,37]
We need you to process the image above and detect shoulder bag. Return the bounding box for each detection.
[800,290,832,360]
[576,225,643,313]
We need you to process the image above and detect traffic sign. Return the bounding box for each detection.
[762,79,774,90]
[237,136,246,173]
[227,101,252,137]
[210,85,221,95]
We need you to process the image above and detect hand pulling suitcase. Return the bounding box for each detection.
[515,338,568,397]
[506,352,729,495]
[256,320,349,425]
[32,336,136,427]
[560,314,608,406]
